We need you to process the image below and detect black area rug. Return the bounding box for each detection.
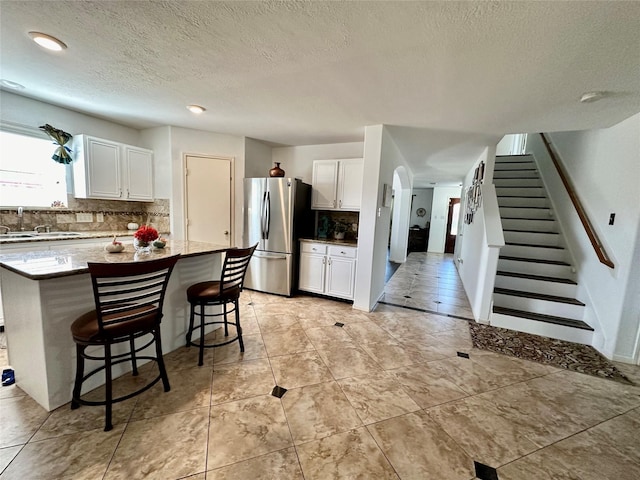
[468,322,633,385]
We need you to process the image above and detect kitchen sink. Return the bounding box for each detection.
[34,232,81,237]
[1,232,82,239]
[0,232,36,238]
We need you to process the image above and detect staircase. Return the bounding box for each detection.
[490,155,594,344]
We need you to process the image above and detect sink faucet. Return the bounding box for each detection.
[17,206,24,231]
[34,225,51,233]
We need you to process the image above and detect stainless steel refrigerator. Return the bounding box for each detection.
[243,178,311,296]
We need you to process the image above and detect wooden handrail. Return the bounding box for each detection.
[539,133,614,269]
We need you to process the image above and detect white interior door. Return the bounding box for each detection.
[185,155,232,246]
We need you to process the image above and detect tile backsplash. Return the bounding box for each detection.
[316,211,359,240]
[0,196,170,234]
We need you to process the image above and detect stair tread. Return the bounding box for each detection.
[505,242,565,250]
[499,206,551,210]
[496,270,577,285]
[503,229,558,234]
[502,217,555,221]
[498,195,547,198]
[494,287,585,306]
[500,255,570,266]
[493,306,594,331]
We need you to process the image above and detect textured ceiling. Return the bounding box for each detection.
[1,1,639,186]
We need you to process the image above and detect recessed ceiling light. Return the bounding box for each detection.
[580,91,606,103]
[0,79,25,90]
[186,104,206,114]
[28,32,67,51]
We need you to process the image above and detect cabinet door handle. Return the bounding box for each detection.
[322,257,326,264]
[333,200,336,208]
[340,251,345,254]
[126,189,130,199]
[339,199,342,208]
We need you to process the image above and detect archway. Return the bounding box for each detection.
[388,166,412,263]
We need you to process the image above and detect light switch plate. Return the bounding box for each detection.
[76,213,93,223]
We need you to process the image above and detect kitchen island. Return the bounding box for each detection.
[0,240,230,411]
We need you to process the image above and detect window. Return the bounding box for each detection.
[0,130,68,207]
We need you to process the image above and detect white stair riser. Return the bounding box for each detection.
[503,230,560,246]
[495,155,534,163]
[495,187,546,197]
[493,169,538,178]
[490,312,593,344]
[494,275,577,298]
[493,293,585,320]
[498,196,549,208]
[499,207,553,219]
[498,258,574,278]
[501,244,568,262]
[501,218,557,232]
[494,178,542,188]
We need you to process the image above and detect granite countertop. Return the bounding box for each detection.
[299,237,358,247]
[0,230,137,244]
[0,240,230,280]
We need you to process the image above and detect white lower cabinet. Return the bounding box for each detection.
[299,242,357,300]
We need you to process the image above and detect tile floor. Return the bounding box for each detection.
[1,253,639,479]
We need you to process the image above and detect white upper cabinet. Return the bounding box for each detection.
[73,135,154,201]
[311,160,339,209]
[124,146,154,201]
[311,158,363,211]
[336,158,363,210]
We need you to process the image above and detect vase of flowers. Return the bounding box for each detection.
[133,225,158,253]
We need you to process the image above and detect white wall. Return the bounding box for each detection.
[0,91,140,145]
[409,188,434,228]
[169,127,245,240]
[455,147,503,321]
[528,113,640,361]
[140,126,172,199]
[496,134,527,156]
[428,186,463,253]
[354,126,414,311]
[272,142,364,184]
[244,138,274,178]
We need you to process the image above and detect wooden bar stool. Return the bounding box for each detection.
[70,255,180,431]
[186,244,257,366]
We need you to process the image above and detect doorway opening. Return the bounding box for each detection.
[444,198,460,254]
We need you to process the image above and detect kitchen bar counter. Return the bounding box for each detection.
[0,240,228,280]
[0,240,230,411]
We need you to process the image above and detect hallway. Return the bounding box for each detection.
[381,252,474,320]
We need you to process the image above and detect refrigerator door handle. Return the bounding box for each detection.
[265,191,271,240]
[261,191,268,239]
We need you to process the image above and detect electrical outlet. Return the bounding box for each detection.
[96,212,104,222]
[76,213,93,223]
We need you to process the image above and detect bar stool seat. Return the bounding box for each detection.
[185,244,257,366]
[70,254,180,431]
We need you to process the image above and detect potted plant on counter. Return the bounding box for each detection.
[332,221,348,240]
[133,225,159,253]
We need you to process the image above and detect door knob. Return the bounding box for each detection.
[224,230,229,235]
